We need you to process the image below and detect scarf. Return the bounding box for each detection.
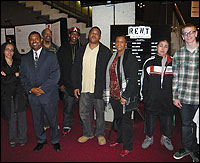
[104,50,127,113]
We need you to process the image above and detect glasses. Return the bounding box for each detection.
[5,48,14,53]
[182,31,196,37]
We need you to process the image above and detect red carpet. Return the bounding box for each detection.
[1,100,192,162]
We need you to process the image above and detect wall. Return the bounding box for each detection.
[92,2,135,122]
[92,2,135,48]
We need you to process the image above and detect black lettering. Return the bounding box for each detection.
[135,28,138,34]
[129,27,133,34]
[140,28,144,34]
[146,28,149,34]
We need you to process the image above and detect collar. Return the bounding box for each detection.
[33,47,43,55]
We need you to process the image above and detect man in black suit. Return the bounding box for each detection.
[19,31,61,152]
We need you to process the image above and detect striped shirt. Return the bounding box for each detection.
[172,45,199,105]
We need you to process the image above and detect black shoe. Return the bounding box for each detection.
[33,141,47,152]
[53,143,61,152]
[62,128,71,136]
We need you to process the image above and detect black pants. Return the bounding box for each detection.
[110,97,133,151]
[144,110,173,138]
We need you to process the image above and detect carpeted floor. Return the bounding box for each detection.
[1,100,193,162]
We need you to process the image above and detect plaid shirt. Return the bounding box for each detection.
[172,45,199,105]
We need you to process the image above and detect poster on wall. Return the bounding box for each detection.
[15,24,46,54]
[111,24,171,89]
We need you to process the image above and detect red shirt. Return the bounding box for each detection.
[109,56,120,99]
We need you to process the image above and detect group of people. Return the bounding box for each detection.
[1,23,199,161]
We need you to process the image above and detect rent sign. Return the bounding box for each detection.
[127,26,151,39]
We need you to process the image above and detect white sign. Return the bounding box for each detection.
[6,28,15,35]
[127,26,151,39]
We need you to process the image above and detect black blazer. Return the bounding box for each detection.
[71,42,112,99]
[19,48,60,105]
[117,49,139,111]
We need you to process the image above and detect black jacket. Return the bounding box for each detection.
[71,42,112,99]
[140,54,175,115]
[117,49,139,112]
[1,58,28,120]
[57,41,81,97]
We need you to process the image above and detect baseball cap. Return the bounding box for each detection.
[69,27,80,35]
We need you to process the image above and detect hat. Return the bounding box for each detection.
[69,27,80,35]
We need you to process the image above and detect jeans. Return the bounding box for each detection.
[179,103,199,152]
[8,97,27,144]
[79,93,105,137]
[62,91,78,128]
[144,110,173,138]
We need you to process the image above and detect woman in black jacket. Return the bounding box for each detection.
[1,42,28,147]
[104,35,139,157]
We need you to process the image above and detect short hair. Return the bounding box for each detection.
[115,35,127,42]
[181,23,197,34]
[28,31,41,40]
[41,28,52,36]
[89,26,101,35]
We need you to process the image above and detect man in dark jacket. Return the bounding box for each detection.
[41,28,60,130]
[140,40,176,151]
[71,26,112,145]
[57,27,82,136]
[20,31,61,152]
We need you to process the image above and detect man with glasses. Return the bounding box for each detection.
[172,23,199,162]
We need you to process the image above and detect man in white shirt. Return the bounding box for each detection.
[71,27,112,145]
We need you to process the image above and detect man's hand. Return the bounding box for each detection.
[173,99,182,109]
[30,87,44,96]
[74,89,80,99]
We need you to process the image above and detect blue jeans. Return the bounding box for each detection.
[79,93,105,137]
[8,97,27,144]
[179,103,199,152]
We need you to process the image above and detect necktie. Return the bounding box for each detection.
[35,52,39,68]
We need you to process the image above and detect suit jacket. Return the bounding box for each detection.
[19,48,60,105]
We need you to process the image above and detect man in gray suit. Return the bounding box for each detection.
[20,31,61,152]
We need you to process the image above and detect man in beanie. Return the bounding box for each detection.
[57,27,82,136]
